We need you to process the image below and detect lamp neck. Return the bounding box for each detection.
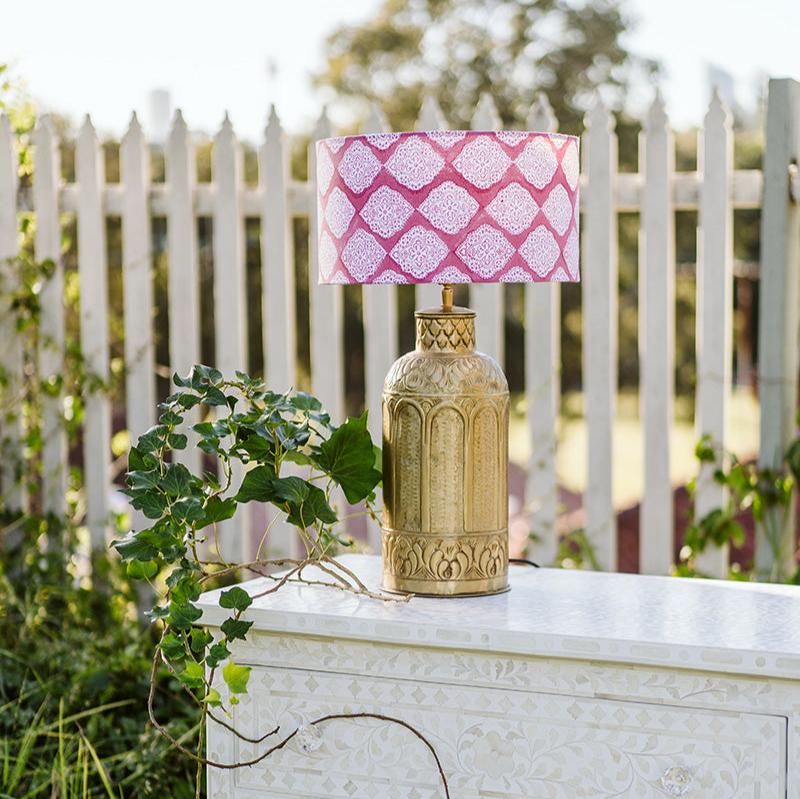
[415,308,476,354]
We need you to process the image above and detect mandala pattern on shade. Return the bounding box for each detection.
[316,130,579,284]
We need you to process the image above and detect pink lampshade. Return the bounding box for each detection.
[316,130,579,285]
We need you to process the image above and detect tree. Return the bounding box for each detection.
[316,0,658,132]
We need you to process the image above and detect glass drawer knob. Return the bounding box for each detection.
[660,766,692,796]
[296,723,323,753]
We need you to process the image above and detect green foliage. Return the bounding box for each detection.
[316,0,658,133]
[110,366,383,789]
[0,514,198,798]
[683,422,799,582]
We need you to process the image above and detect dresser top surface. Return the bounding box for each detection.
[198,554,800,679]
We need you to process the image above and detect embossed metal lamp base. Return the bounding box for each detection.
[381,286,510,597]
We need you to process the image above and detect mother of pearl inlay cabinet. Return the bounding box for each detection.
[198,555,800,798]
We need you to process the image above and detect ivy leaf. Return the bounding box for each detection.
[286,483,338,528]
[161,633,187,662]
[130,491,168,520]
[162,463,193,497]
[315,412,382,504]
[127,469,160,491]
[206,642,231,669]
[270,476,310,505]
[220,618,253,641]
[168,601,203,630]
[235,465,277,503]
[168,433,188,450]
[222,661,251,694]
[190,628,214,653]
[203,386,228,407]
[219,586,253,612]
[113,531,158,561]
[290,392,322,412]
[239,433,273,461]
[126,559,159,580]
[203,688,222,707]
[786,439,800,483]
[128,445,158,472]
[202,496,237,525]
[178,660,205,690]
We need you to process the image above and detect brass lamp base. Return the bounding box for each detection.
[381,285,510,597]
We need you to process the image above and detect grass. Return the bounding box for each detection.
[510,387,760,509]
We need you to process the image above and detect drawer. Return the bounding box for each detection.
[211,666,787,799]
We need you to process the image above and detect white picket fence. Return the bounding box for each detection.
[1,78,798,578]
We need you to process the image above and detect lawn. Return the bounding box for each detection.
[510,387,760,510]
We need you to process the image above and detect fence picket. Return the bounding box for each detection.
[166,110,201,475]
[415,96,447,311]
[213,114,250,561]
[361,104,398,550]
[469,93,503,365]
[0,115,26,511]
[260,107,297,558]
[76,116,112,549]
[695,91,733,577]
[308,109,345,422]
[525,94,560,563]
[582,98,618,570]
[756,78,800,579]
[639,92,675,574]
[33,116,68,516]
[261,106,294,392]
[120,113,156,451]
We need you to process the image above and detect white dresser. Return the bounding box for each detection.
[198,555,800,798]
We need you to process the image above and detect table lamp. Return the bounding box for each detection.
[317,129,580,596]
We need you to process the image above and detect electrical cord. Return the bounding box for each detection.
[509,557,540,568]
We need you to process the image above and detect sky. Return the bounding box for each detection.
[0,0,798,141]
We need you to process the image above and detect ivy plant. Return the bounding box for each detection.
[683,414,800,582]
[112,366,451,797]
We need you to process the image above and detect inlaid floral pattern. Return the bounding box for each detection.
[316,130,579,283]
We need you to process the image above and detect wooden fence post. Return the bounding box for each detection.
[525,93,561,564]
[261,106,299,558]
[639,91,676,574]
[695,91,733,577]
[121,113,156,450]
[76,116,112,549]
[757,77,800,580]
[582,97,618,570]
[212,113,250,561]
[0,114,26,511]
[307,109,345,423]
[33,115,68,517]
[166,110,201,475]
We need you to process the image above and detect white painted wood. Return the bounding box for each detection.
[525,94,560,564]
[76,116,112,549]
[469,93,504,366]
[166,110,201,475]
[695,92,733,578]
[582,98,618,571]
[33,115,68,516]
[308,109,345,423]
[261,106,294,392]
[414,96,447,311]
[757,78,800,580]
[213,114,250,562]
[0,114,26,511]
[260,107,297,559]
[361,104,398,551]
[120,113,156,447]
[639,92,676,575]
